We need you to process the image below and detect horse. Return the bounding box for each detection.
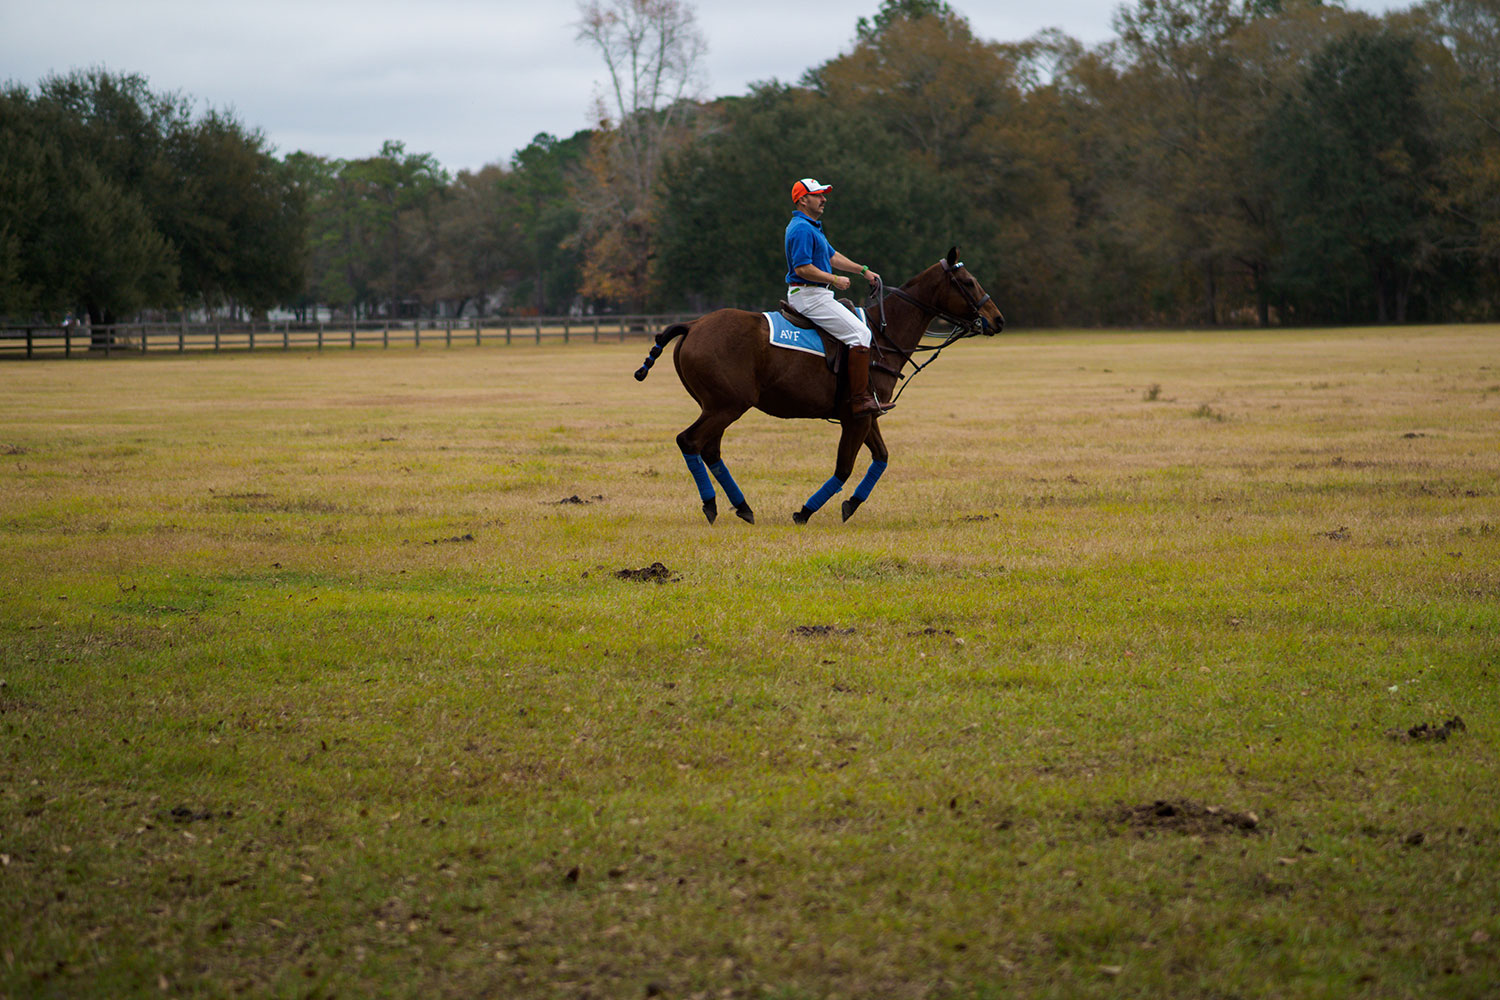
[633,247,1005,524]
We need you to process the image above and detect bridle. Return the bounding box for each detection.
[864,258,998,405]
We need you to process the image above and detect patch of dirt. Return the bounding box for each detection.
[166,805,224,823]
[553,494,605,505]
[790,624,856,637]
[958,513,996,523]
[1116,799,1261,836]
[427,533,475,545]
[615,562,678,583]
[1386,715,1466,743]
[1317,526,1351,541]
[908,627,956,637]
[1,443,29,455]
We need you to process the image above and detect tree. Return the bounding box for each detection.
[510,132,590,314]
[0,75,179,325]
[574,0,706,308]
[0,69,304,324]
[855,0,959,41]
[1262,28,1443,322]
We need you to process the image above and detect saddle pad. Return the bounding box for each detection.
[764,307,866,356]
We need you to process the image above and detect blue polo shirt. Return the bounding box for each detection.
[785,210,836,285]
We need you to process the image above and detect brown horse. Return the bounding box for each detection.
[634,247,1005,524]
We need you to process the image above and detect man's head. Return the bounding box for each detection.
[791,177,832,217]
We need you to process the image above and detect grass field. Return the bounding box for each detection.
[2,326,1497,999]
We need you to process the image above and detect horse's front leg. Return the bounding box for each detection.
[840,419,889,522]
[793,417,871,524]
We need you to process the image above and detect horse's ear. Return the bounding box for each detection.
[946,246,959,267]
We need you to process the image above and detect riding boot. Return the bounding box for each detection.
[847,345,894,416]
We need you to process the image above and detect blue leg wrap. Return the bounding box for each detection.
[803,475,846,513]
[707,460,746,508]
[682,452,716,502]
[852,460,887,502]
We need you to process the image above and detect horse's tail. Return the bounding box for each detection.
[634,322,691,381]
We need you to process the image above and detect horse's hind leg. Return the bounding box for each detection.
[701,421,755,524]
[841,420,890,522]
[793,418,871,524]
[677,407,752,524]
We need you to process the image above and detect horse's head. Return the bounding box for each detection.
[929,246,1004,335]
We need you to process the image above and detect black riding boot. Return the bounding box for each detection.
[848,345,894,416]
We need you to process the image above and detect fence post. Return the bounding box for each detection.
[248,323,255,352]
[213,322,220,352]
[25,327,33,359]
[474,318,481,346]
[445,319,452,348]
[64,323,72,358]
[535,318,541,345]
[505,318,512,346]
[141,325,149,354]
[382,321,389,349]
[563,318,569,344]
[414,318,421,348]
[350,319,356,350]
[317,322,324,351]
[283,321,289,350]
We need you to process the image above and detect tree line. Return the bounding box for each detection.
[3,0,1497,328]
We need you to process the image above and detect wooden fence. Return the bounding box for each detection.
[0,314,695,360]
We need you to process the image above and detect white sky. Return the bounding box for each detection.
[1,0,1411,173]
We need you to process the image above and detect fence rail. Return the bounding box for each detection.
[0,315,694,360]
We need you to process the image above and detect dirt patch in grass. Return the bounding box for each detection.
[790,624,857,637]
[427,533,475,545]
[615,562,678,583]
[1116,799,1261,835]
[553,494,605,505]
[1386,715,1466,743]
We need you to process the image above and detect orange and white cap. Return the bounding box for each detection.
[791,178,832,202]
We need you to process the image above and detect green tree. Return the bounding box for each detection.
[855,0,959,41]
[0,76,178,325]
[0,69,303,324]
[162,111,305,314]
[1262,28,1443,322]
[511,132,589,314]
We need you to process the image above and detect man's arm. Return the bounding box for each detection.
[798,253,881,291]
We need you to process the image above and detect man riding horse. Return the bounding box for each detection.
[633,183,1005,525]
[784,178,893,417]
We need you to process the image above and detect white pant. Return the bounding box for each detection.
[787,285,871,347]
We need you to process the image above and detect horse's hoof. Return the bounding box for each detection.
[841,497,863,522]
[792,507,812,525]
[734,504,755,524]
[702,498,718,524]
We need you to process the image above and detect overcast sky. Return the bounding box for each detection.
[3,0,1410,173]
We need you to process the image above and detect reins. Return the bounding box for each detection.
[865,260,994,407]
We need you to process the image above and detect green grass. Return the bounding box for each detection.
[2,327,1498,998]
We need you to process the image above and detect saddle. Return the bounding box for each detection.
[777,297,860,375]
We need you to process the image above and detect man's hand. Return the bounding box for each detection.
[833,275,851,291]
